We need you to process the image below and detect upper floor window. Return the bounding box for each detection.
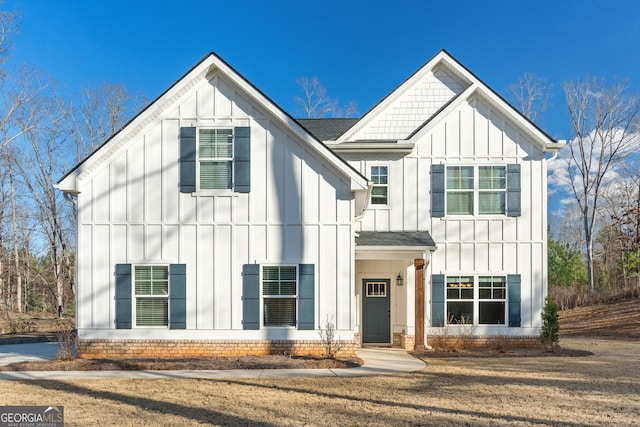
[180,126,251,194]
[370,165,388,205]
[446,165,506,215]
[199,129,233,190]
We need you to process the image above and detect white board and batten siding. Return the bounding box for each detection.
[76,72,356,340]
[354,93,549,335]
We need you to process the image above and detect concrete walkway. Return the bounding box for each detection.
[0,344,425,380]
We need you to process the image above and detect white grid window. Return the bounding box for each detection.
[199,128,233,190]
[370,166,388,205]
[445,275,507,325]
[446,165,507,215]
[263,266,297,327]
[134,265,168,327]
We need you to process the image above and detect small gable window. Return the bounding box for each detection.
[199,129,233,190]
[370,165,388,205]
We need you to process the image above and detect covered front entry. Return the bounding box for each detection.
[362,279,391,343]
[355,231,436,349]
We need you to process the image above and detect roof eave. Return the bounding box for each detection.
[326,141,415,155]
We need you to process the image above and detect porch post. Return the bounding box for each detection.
[414,258,425,350]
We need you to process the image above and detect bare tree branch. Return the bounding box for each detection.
[294,76,357,118]
[506,72,553,122]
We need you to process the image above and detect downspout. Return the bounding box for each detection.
[547,140,566,162]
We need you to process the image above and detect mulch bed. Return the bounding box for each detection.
[0,355,362,372]
[411,346,593,358]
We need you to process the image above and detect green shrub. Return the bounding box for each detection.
[540,296,560,351]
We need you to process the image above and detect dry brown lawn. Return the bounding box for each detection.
[0,337,637,426]
[1,300,639,426]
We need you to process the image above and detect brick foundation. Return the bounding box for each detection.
[426,335,539,349]
[77,339,358,359]
[393,333,416,350]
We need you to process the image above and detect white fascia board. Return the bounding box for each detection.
[326,141,415,155]
[335,51,464,144]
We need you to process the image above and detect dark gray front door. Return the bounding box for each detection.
[362,279,391,344]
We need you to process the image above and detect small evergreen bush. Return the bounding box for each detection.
[540,296,560,352]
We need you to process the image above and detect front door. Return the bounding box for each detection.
[362,279,391,344]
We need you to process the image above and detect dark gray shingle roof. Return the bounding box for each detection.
[355,231,436,248]
[296,118,359,141]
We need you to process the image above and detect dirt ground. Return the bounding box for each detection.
[0,299,639,426]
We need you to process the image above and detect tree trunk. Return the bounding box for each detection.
[10,169,21,312]
[584,212,595,294]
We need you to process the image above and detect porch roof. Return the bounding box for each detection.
[355,231,436,249]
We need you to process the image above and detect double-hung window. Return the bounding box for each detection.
[263,266,297,327]
[134,265,169,327]
[478,166,506,214]
[446,165,506,215]
[478,276,506,324]
[446,276,474,324]
[370,165,388,205]
[199,128,233,190]
[446,166,474,214]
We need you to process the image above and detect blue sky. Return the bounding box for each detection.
[5,0,640,142]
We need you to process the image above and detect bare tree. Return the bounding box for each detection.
[294,76,358,118]
[0,7,16,69]
[506,72,553,122]
[563,76,640,293]
[60,82,138,161]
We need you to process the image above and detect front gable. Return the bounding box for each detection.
[57,53,368,196]
[332,50,560,155]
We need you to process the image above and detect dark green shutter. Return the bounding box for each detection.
[298,264,315,330]
[115,264,132,329]
[180,127,196,193]
[507,164,521,217]
[508,274,521,327]
[234,127,251,193]
[431,164,445,218]
[431,274,445,327]
[169,264,187,329]
[242,264,260,329]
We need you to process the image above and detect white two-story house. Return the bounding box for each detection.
[56,50,562,358]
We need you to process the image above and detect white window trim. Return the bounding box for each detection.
[369,164,389,207]
[261,264,298,329]
[196,127,234,193]
[132,264,170,329]
[444,165,507,217]
[445,275,508,326]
